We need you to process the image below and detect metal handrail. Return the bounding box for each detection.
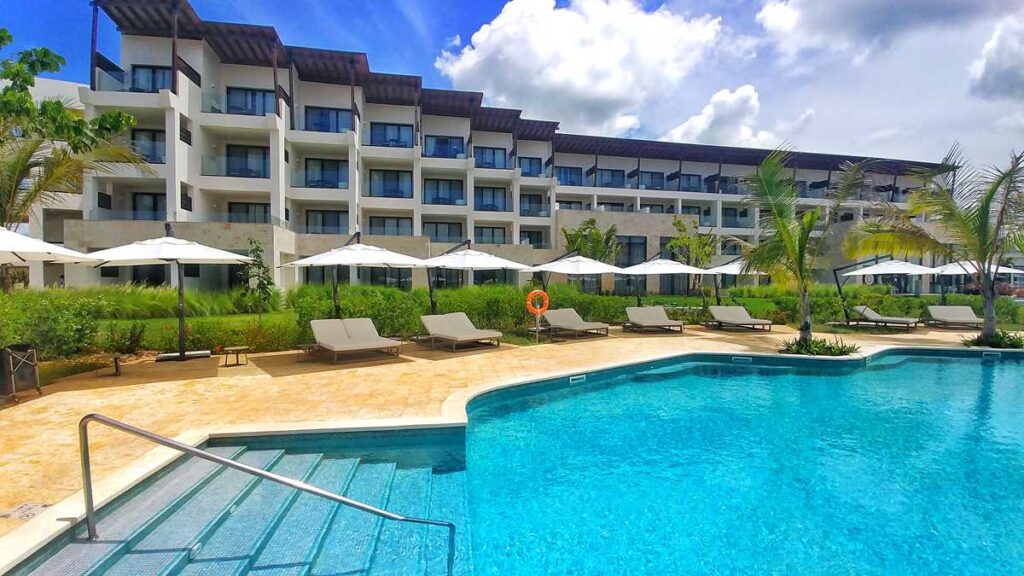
[78,414,456,575]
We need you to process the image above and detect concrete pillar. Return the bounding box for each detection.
[412,153,423,235]
[268,116,287,224]
[164,108,183,221]
[348,145,360,233]
[511,178,521,241]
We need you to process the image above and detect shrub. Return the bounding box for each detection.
[780,336,860,356]
[290,284,427,341]
[434,284,531,332]
[149,318,298,353]
[963,330,1024,349]
[23,295,101,358]
[105,321,146,355]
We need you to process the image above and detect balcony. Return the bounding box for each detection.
[721,217,755,229]
[89,210,167,221]
[291,172,348,189]
[426,235,468,243]
[202,156,269,178]
[292,223,349,235]
[520,206,550,217]
[423,194,467,206]
[423,136,466,159]
[131,141,166,164]
[475,201,511,213]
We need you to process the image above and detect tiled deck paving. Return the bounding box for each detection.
[0,325,977,541]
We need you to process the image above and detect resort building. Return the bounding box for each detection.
[29,0,937,292]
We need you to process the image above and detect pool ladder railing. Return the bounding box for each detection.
[78,413,457,575]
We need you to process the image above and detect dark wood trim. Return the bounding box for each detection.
[90,1,99,90]
[171,0,179,94]
[176,56,200,87]
[271,44,280,118]
[288,63,296,130]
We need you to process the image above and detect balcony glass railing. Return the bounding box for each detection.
[424,137,466,159]
[426,235,467,243]
[475,200,511,212]
[291,172,348,189]
[201,155,270,178]
[131,140,166,164]
[90,210,167,221]
[520,206,550,217]
[365,187,413,199]
[722,217,755,228]
[293,223,349,235]
[423,194,467,206]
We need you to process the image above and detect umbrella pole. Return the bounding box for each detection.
[331,266,341,319]
[428,268,437,315]
[634,274,642,307]
[714,276,721,306]
[176,262,186,361]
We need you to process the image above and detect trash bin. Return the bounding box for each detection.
[2,343,41,404]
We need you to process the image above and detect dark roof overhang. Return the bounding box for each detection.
[472,106,521,133]
[516,119,560,141]
[287,46,369,85]
[363,72,421,106]
[420,88,483,118]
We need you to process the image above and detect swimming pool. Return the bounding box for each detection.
[11,350,1024,574]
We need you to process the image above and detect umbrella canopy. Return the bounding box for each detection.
[89,236,252,266]
[0,227,97,265]
[529,255,623,275]
[422,248,530,271]
[931,261,1024,276]
[620,258,706,275]
[88,226,252,361]
[842,260,934,277]
[285,243,425,268]
[704,261,766,276]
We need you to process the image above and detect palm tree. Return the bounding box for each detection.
[561,217,621,263]
[844,147,1024,342]
[742,149,869,343]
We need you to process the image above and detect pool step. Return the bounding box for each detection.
[425,470,473,576]
[367,466,433,575]
[98,449,284,576]
[172,453,323,576]
[309,461,397,575]
[17,446,245,576]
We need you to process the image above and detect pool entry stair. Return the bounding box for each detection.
[16,417,472,576]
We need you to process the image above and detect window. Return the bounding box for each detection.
[659,237,689,295]
[475,226,507,244]
[615,235,647,295]
[181,192,193,212]
[597,202,626,212]
[97,192,112,210]
[131,65,171,92]
[640,204,665,213]
[520,194,546,217]
[368,216,413,236]
[359,267,411,290]
[679,173,702,192]
[555,166,583,186]
[474,270,515,285]
[423,222,463,243]
[596,169,626,188]
[424,136,465,158]
[519,157,543,177]
[183,264,201,278]
[305,159,348,188]
[558,200,584,211]
[305,106,351,132]
[100,266,120,278]
[520,230,543,247]
[423,180,465,205]
[304,210,347,234]
[132,193,165,221]
[474,147,507,169]
[369,123,413,147]
[226,87,276,116]
[795,180,808,197]
[639,171,665,190]
[368,170,413,198]
[433,268,464,289]
[474,187,509,211]
[226,145,270,178]
[227,202,270,224]
[131,129,165,163]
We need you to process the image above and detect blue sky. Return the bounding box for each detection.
[4,0,1022,165]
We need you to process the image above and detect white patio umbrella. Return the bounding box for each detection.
[620,258,707,305]
[528,255,623,275]
[283,238,426,317]
[932,261,1024,276]
[88,223,252,361]
[0,227,96,265]
[842,260,935,277]
[704,260,766,276]
[421,245,530,313]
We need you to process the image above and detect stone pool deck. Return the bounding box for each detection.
[0,325,975,541]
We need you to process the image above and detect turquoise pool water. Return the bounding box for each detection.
[466,353,1024,574]
[13,351,1024,575]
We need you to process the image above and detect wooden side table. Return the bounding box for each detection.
[222,346,249,367]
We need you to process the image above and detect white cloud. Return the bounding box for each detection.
[859,127,902,147]
[444,34,462,48]
[996,111,1024,132]
[756,0,1012,63]
[659,85,813,147]
[435,0,722,135]
[970,12,1024,100]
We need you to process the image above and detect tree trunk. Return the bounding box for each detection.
[799,288,813,343]
[0,264,10,295]
[980,272,998,342]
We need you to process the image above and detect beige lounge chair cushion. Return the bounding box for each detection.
[444,312,502,340]
[928,306,983,324]
[853,306,918,324]
[708,306,772,325]
[626,306,683,327]
[311,318,398,352]
[543,308,609,331]
[311,319,349,347]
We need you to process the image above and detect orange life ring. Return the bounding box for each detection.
[526,289,550,316]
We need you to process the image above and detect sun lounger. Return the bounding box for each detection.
[310,318,403,362]
[420,312,502,351]
[926,306,984,329]
[705,306,773,331]
[624,306,684,333]
[542,308,610,338]
[848,306,919,330]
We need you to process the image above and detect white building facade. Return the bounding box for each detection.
[29,0,939,293]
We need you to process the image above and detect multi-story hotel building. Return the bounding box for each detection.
[28,0,938,293]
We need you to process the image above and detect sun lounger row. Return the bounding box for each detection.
[420,312,503,351]
[310,318,403,363]
[844,305,984,330]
